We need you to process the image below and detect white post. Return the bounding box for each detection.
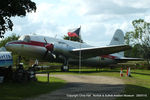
[79,26,81,73]
[79,43,81,73]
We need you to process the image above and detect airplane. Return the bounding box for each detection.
[0,47,13,81]
[0,47,13,68]
[5,29,132,71]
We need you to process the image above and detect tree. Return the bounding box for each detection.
[0,33,20,47]
[124,44,142,58]
[63,35,83,43]
[125,19,150,68]
[0,0,36,38]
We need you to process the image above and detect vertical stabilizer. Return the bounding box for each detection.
[110,29,124,57]
[109,29,124,45]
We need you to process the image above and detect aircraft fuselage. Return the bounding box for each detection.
[6,35,119,66]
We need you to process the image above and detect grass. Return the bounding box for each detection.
[0,76,66,100]
[119,69,150,100]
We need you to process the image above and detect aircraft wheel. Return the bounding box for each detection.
[61,56,69,72]
[61,65,69,72]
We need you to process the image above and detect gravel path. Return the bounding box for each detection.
[25,74,124,100]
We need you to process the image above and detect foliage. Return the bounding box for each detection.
[0,33,20,47]
[124,44,142,58]
[125,19,150,45]
[0,0,36,38]
[125,19,150,67]
[63,35,83,42]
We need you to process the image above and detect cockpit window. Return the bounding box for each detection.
[18,35,31,42]
[24,35,31,42]
[18,36,25,41]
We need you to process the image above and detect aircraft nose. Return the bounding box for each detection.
[5,42,12,50]
[5,41,16,51]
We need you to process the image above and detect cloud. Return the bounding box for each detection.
[113,0,150,8]
[80,0,148,15]
[4,0,150,46]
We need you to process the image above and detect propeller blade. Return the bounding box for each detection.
[43,38,56,59]
[44,38,47,44]
[52,53,56,59]
[43,50,48,59]
[43,38,49,59]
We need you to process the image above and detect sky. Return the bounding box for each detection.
[5,0,150,46]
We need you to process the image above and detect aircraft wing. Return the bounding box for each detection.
[71,45,131,58]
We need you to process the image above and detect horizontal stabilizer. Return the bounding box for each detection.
[115,57,143,62]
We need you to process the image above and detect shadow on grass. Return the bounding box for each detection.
[0,81,66,100]
[19,82,149,100]
[118,84,150,100]
[0,81,149,100]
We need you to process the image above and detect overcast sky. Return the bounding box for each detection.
[5,0,150,46]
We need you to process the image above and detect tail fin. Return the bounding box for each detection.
[109,29,124,45]
[109,29,124,57]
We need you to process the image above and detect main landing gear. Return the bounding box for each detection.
[61,58,69,72]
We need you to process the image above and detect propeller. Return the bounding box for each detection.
[43,38,56,59]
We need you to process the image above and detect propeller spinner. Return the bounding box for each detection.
[45,43,54,51]
[43,38,56,59]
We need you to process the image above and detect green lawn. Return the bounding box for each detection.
[0,76,66,100]
[119,69,150,100]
